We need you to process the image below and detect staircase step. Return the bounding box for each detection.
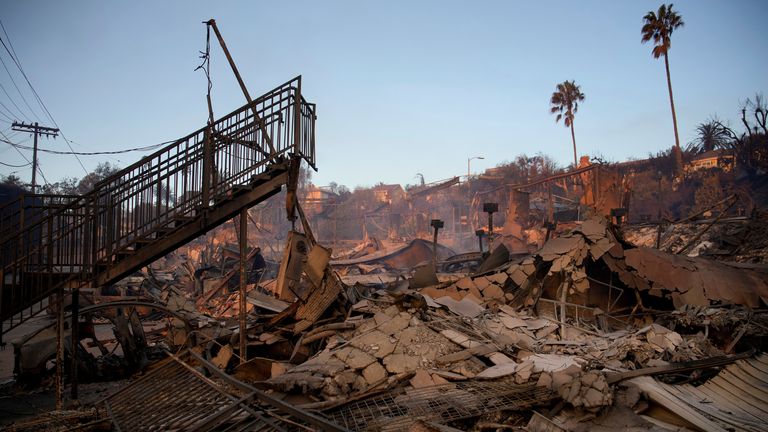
[172,215,194,225]
[133,238,154,249]
[232,185,252,194]
[115,249,136,260]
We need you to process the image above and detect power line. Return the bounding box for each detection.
[0,19,42,121]
[0,160,30,167]
[0,81,30,121]
[0,48,36,121]
[0,103,14,122]
[0,29,88,175]
[0,20,21,67]
[0,137,175,155]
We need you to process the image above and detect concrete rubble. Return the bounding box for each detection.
[4,210,768,431]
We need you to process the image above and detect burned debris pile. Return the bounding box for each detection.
[6,210,767,431]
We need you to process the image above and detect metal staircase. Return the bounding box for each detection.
[0,76,315,340]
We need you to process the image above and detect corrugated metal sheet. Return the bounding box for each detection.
[631,353,768,432]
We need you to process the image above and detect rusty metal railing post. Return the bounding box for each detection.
[106,199,114,259]
[293,77,302,156]
[0,268,3,346]
[310,104,316,165]
[202,127,212,208]
[90,199,98,274]
[70,287,79,401]
[55,285,63,410]
[239,208,247,364]
[18,196,24,271]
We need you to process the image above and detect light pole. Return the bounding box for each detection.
[467,156,484,231]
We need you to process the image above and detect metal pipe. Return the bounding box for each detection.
[206,19,276,156]
[239,208,247,364]
[70,288,79,400]
[482,203,498,252]
[430,219,444,271]
[56,287,63,410]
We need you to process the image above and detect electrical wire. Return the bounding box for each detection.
[0,29,88,175]
[0,81,30,121]
[0,19,41,121]
[0,48,35,121]
[0,160,30,167]
[0,103,14,122]
[0,137,175,155]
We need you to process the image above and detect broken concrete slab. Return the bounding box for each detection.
[410,369,436,388]
[482,283,505,300]
[476,362,518,379]
[434,296,484,318]
[350,329,397,358]
[378,312,411,335]
[362,361,388,385]
[334,347,377,370]
[383,353,420,374]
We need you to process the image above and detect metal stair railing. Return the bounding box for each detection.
[1,76,315,336]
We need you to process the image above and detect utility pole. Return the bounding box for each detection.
[11,121,59,194]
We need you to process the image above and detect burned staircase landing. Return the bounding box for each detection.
[1,76,316,339]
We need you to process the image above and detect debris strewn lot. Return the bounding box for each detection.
[4,212,767,431]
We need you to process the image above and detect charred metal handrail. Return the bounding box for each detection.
[1,76,315,332]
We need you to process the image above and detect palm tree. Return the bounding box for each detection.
[550,80,585,167]
[642,3,685,172]
[686,118,731,155]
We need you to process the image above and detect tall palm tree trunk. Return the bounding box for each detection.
[664,52,683,173]
[570,121,578,167]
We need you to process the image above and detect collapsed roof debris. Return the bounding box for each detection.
[5,207,768,430]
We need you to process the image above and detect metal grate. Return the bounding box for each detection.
[324,380,556,431]
[105,355,235,431]
[104,351,346,432]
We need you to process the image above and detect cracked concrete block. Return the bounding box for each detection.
[383,353,420,374]
[482,283,505,300]
[509,268,529,286]
[537,372,552,389]
[581,371,597,387]
[487,352,515,365]
[384,305,400,317]
[473,276,491,292]
[334,347,377,370]
[514,359,534,384]
[362,361,388,385]
[410,369,436,388]
[455,277,475,291]
[374,312,392,326]
[334,370,358,387]
[476,362,517,379]
[431,373,450,385]
[487,272,508,286]
[379,313,411,335]
[500,314,526,329]
[350,329,396,358]
[467,285,483,300]
[583,388,605,408]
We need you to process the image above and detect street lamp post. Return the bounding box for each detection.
[467,156,484,231]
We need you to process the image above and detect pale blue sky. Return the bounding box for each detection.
[0,1,766,189]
